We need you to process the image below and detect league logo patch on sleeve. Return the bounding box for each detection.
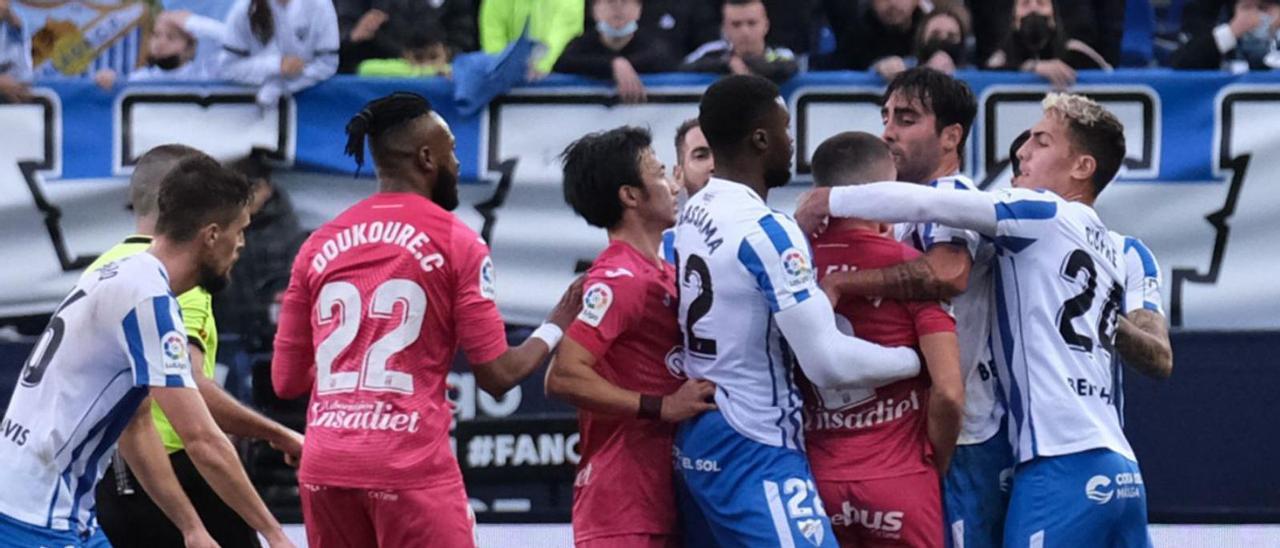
[578,283,613,328]
[780,247,815,293]
[161,331,189,374]
[479,256,497,300]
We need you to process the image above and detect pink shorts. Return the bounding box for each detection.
[576,534,679,548]
[818,470,943,548]
[299,480,476,548]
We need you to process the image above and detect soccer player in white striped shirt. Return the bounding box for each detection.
[797,93,1155,547]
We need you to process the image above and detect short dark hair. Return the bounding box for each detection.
[1009,129,1031,176]
[883,67,977,159]
[1043,93,1126,194]
[674,118,700,163]
[155,156,253,242]
[811,132,894,187]
[698,75,781,159]
[130,144,208,216]
[226,150,272,184]
[561,126,653,229]
[724,0,763,6]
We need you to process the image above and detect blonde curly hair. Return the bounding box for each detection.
[1040,93,1126,192]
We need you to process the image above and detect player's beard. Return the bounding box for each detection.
[432,167,460,211]
[196,259,232,294]
[764,165,792,189]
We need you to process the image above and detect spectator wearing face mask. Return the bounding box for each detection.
[913,6,971,74]
[681,0,798,84]
[554,0,676,103]
[0,0,31,102]
[95,11,227,90]
[1172,0,1280,70]
[985,0,1110,90]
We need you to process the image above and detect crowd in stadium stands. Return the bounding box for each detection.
[2,0,1280,104]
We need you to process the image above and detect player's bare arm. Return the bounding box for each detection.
[189,344,304,465]
[919,331,963,475]
[821,244,971,305]
[547,337,716,422]
[151,385,295,548]
[1116,310,1173,379]
[117,397,218,548]
[473,277,585,397]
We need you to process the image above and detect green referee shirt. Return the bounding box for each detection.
[87,235,218,453]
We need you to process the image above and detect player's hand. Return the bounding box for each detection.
[548,275,585,331]
[270,429,303,467]
[1230,3,1263,38]
[182,527,220,548]
[728,55,751,75]
[1031,59,1075,90]
[350,9,388,42]
[93,69,118,91]
[793,187,832,238]
[0,74,32,102]
[281,56,306,77]
[661,379,717,422]
[611,57,646,104]
[874,56,907,81]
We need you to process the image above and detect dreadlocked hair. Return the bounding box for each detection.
[343,92,434,173]
[249,0,274,44]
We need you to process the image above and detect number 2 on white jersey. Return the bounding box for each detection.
[315,279,425,395]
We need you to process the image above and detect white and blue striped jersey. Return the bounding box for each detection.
[672,178,817,451]
[0,252,197,533]
[987,188,1135,463]
[1112,233,1163,316]
[1108,232,1164,424]
[894,174,1003,446]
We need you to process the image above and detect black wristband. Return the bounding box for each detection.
[638,394,663,420]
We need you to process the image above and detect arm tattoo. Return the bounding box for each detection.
[1116,310,1173,379]
[882,259,944,300]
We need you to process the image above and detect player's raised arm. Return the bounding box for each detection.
[460,245,584,398]
[795,182,1000,238]
[116,398,218,548]
[821,243,973,303]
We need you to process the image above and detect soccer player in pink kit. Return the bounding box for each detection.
[546,126,718,548]
[272,93,580,547]
[803,132,964,547]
